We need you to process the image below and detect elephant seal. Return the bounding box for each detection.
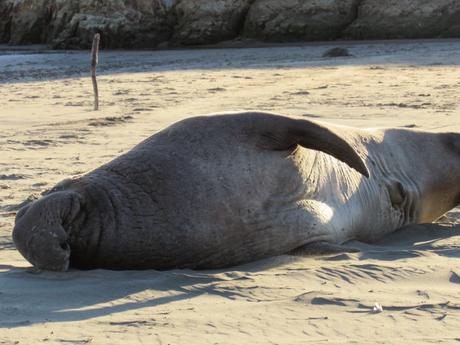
[12,112,460,271]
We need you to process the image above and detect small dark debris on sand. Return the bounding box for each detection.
[208,87,226,92]
[88,115,133,127]
[290,90,310,96]
[0,174,26,181]
[23,139,53,147]
[302,113,322,118]
[322,47,352,58]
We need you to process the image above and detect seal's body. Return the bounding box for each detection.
[12,112,460,271]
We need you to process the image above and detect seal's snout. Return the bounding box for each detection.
[12,193,77,272]
[13,221,71,272]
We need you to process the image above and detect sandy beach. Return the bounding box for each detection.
[0,40,459,344]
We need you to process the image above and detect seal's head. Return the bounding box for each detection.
[12,191,81,271]
[411,131,460,222]
[381,130,460,223]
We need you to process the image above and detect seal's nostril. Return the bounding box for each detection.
[59,242,69,251]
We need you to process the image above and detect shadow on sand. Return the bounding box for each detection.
[0,263,250,328]
[0,222,459,328]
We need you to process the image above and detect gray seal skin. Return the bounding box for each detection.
[12,112,460,271]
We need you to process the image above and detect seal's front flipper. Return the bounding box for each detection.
[289,241,360,256]
[251,113,369,177]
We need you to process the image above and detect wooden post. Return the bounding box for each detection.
[91,33,100,111]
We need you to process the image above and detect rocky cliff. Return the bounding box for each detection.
[1,0,459,49]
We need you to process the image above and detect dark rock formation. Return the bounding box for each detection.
[344,0,460,39]
[0,0,13,43]
[1,0,171,48]
[171,0,252,45]
[6,0,52,44]
[243,0,358,42]
[50,0,172,49]
[0,0,460,49]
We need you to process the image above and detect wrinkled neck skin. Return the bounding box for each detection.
[61,169,173,270]
[308,128,460,243]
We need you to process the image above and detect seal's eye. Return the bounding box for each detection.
[387,180,406,207]
[59,241,69,251]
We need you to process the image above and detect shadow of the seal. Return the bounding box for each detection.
[0,265,253,328]
[0,221,459,328]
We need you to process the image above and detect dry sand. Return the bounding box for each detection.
[0,40,459,344]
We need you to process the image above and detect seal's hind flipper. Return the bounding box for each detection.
[289,241,360,256]
[253,113,369,177]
